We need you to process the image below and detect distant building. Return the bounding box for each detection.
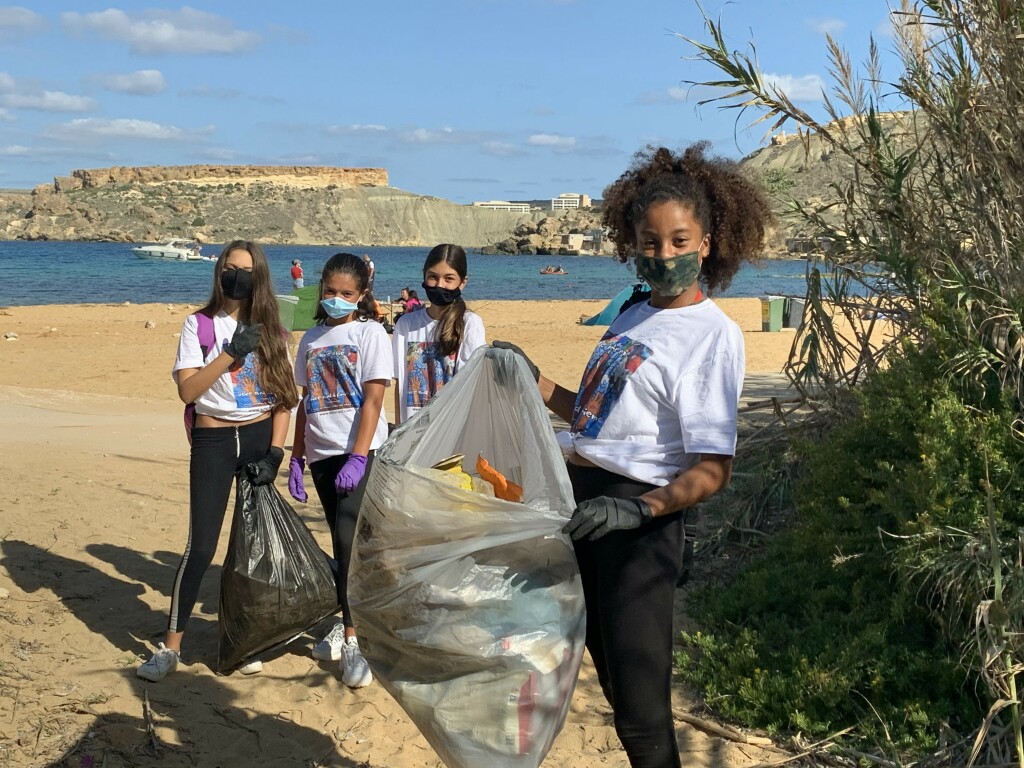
[472,200,531,213]
[551,193,592,211]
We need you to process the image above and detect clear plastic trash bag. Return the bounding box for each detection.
[349,346,586,768]
[218,478,339,673]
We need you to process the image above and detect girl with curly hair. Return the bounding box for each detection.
[495,142,773,768]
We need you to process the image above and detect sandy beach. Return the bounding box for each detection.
[0,299,796,768]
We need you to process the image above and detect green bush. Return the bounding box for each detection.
[675,346,1024,753]
[761,167,794,195]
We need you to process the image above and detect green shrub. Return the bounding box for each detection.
[761,167,794,195]
[675,346,1020,754]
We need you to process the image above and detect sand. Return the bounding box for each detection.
[0,299,796,768]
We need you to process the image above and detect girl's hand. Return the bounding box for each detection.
[563,496,653,541]
[224,323,263,360]
[288,456,307,502]
[335,454,367,493]
[247,446,284,486]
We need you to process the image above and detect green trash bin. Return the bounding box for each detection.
[760,296,785,332]
[275,294,300,332]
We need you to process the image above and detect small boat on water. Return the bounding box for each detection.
[132,239,205,261]
[540,265,568,275]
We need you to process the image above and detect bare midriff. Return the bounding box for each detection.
[194,411,272,429]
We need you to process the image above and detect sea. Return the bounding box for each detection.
[0,241,810,306]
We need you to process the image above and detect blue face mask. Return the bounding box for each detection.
[320,296,360,319]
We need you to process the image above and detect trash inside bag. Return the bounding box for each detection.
[349,346,586,768]
[218,478,339,673]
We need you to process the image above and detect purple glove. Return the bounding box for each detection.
[288,456,307,503]
[335,454,368,493]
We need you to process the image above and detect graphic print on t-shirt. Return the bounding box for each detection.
[230,356,273,408]
[570,335,652,438]
[404,341,456,410]
[305,344,363,413]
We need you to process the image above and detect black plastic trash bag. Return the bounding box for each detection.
[218,478,338,673]
[349,347,586,768]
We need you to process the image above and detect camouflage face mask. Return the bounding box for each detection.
[635,250,701,297]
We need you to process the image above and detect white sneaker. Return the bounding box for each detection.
[340,636,373,688]
[237,659,263,675]
[137,643,179,682]
[312,621,347,662]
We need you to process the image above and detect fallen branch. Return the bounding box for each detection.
[672,708,775,746]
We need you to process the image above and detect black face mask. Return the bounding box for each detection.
[220,268,254,300]
[422,282,462,306]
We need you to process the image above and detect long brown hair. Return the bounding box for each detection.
[201,239,298,410]
[423,243,468,358]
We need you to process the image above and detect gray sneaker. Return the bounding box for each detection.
[137,643,179,682]
[340,636,372,688]
[312,621,347,662]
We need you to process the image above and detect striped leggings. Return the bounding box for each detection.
[167,418,272,633]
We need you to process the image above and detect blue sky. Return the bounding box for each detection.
[1,2,899,203]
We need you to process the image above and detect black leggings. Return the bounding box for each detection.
[168,419,272,633]
[309,451,375,627]
[568,462,685,768]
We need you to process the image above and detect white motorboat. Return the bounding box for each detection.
[132,239,204,261]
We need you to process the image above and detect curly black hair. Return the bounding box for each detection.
[601,142,774,294]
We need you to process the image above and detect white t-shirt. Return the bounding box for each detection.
[392,309,486,424]
[569,299,744,486]
[294,319,393,463]
[172,311,277,422]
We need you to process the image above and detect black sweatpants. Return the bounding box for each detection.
[309,451,375,627]
[168,418,272,633]
[568,462,685,768]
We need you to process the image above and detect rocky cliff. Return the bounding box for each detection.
[58,164,387,191]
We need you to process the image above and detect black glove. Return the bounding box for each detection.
[563,496,653,541]
[491,340,539,381]
[224,322,263,360]
[247,446,284,486]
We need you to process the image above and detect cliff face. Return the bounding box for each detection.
[4,171,546,246]
[58,164,387,191]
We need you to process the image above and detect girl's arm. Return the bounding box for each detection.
[538,375,577,424]
[270,405,291,449]
[291,388,308,459]
[639,454,733,518]
[175,351,236,404]
[351,380,387,455]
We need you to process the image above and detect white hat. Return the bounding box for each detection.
[292,259,301,265]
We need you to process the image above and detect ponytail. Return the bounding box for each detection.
[433,298,467,358]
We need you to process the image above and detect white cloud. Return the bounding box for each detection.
[809,18,847,36]
[0,7,45,40]
[763,73,826,102]
[528,133,576,149]
[0,72,15,92]
[61,8,260,55]
[326,123,389,136]
[0,144,31,156]
[46,117,198,141]
[482,141,521,157]
[96,69,166,95]
[2,90,97,112]
[397,126,492,145]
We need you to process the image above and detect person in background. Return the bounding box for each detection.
[138,239,297,682]
[392,244,486,425]
[494,142,774,768]
[291,259,304,290]
[362,253,375,292]
[286,252,392,689]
